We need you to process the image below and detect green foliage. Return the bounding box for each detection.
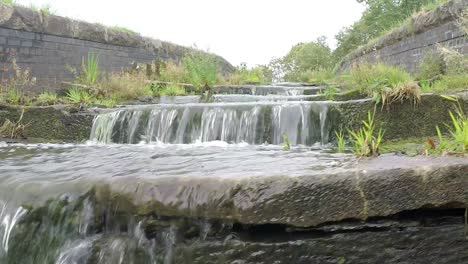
[308,68,335,85]
[441,95,468,152]
[417,53,445,81]
[335,130,346,153]
[272,37,333,82]
[282,134,291,151]
[0,0,15,5]
[66,87,93,104]
[99,71,151,100]
[159,84,186,96]
[333,0,446,63]
[81,53,100,85]
[432,74,468,92]
[319,85,338,100]
[158,61,189,84]
[110,26,137,35]
[94,98,117,108]
[5,89,21,105]
[183,51,218,91]
[36,92,58,106]
[226,63,272,85]
[348,108,384,157]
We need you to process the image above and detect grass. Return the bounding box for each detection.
[0,0,15,5]
[100,71,152,100]
[93,98,117,108]
[36,92,58,106]
[66,87,93,105]
[81,53,100,85]
[318,85,338,100]
[442,95,468,152]
[110,26,138,35]
[308,68,335,85]
[348,108,385,157]
[0,109,29,139]
[335,130,346,153]
[349,63,420,107]
[282,134,291,151]
[183,51,218,91]
[158,84,186,96]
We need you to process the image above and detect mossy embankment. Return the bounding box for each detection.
[0,104,95,142]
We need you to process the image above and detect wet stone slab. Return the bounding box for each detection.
[105,155,468,227]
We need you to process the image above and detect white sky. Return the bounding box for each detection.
[16,0,365,67]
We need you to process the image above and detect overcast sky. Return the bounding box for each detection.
[16,0,365,67]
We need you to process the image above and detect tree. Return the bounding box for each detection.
[272,37,333,81]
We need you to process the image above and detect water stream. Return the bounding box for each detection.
[0,84,355,263]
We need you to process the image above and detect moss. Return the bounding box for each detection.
[0,104,94,142]
[380,137,427,156]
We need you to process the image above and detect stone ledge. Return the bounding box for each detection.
[102,155,468,227]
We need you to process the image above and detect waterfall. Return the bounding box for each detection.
[90,102,330,145]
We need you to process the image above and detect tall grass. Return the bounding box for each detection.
[183,51,218,91]
[81,53,100,85]
[441,95,468,152]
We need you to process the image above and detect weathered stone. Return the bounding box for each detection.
[99,155,468,227]
[339,0,467,73]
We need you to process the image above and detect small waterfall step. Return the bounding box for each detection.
[91,101,330,145]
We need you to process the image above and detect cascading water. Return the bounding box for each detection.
[0,84,351,263]
[90,102,330,145]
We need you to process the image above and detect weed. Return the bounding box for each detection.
[348,108,384,157]
[5,89,21,105]
[0,0,15,5]
[432,74,468,92]
[442,95,468,152]
[159,84,186,96]
[323,85,338,101]
[417,53,444,81]
[94,98,116,108]
[308,68,335,85]
[36,92,58,106]
[100,71,151,100]
[183,51,218,91]
[0,109,29,139]
[81,53,100,85]
[282,134,291,151]
[335,130,346,153]
[66,87,93,105]
[158,61,188,84]
[110,26,137,35]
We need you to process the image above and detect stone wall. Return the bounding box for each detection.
[339,0,467,74]
[0,4,234,92]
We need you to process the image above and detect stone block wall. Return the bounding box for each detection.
[0,4,234,92]
[339,0,467,74]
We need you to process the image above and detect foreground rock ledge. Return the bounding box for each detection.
[104,155,468,227]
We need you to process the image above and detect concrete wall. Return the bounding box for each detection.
[0,4,234,92]
[339,0,467,74]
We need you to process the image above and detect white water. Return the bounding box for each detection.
[90,102,330,145]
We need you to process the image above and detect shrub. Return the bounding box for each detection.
[183,51,218,91]
[417,53,444,81]
[348,108,385,157]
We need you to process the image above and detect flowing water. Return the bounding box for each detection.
[0,84,355,263]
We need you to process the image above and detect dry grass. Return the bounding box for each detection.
[0,109,29,139]
[99,71,152,100]
[388,81,422,105]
